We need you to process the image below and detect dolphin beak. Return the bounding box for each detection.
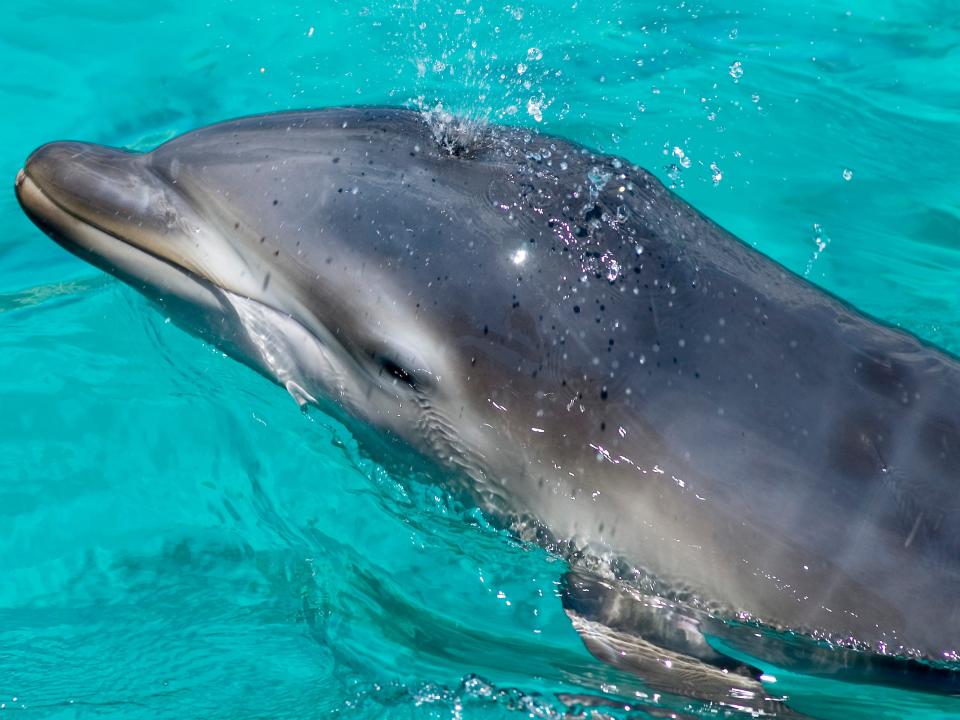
[16,140,241,325]
[15,141,216,286]
[15,140,264,319]
[16,141,155,254]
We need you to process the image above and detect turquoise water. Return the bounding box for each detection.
[2,1,960,718]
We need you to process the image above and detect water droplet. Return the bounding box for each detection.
[803,223,831,276]
[526,47,543,61]
[842,168,853,181]
[587,166,612,196]
[526,96,544,122]
[710,162,723,185]
[605,259,621,281]
[729,60,743,80]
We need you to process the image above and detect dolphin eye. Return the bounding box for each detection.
[380,357,418,389]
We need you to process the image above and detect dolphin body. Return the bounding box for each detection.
[15,107,960,699]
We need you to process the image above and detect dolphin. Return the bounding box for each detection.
[14,107,960,704]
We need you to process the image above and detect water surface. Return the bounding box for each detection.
[2,2,960,718]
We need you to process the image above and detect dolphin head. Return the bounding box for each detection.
[15,109,562,506]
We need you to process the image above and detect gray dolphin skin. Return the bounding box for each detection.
[14,107,960,702]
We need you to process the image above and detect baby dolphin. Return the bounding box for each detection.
[15,107,960,706]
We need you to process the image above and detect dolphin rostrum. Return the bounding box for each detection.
[15,107,960,706]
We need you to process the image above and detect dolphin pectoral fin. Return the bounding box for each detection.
[562,570,960,702]
[560,570,802,716]
[284,379,317,411]
[561,569,755,671]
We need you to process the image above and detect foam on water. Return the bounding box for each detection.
[2,1,960,718]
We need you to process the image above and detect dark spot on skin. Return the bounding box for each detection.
[574,305,581,314]
[233,222,240,230]
[272,199,279,206]
[600,422,606,431]
[332,157,340,163]
[483,325,489,335]
[260,237,266,244]
[600,388,608,400]
[262,272,271,291]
